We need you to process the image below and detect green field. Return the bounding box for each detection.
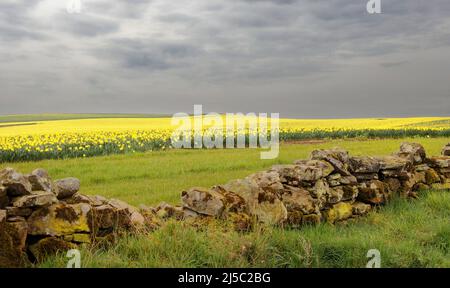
[4,138,450,268]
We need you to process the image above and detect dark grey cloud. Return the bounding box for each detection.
[0,0,450,117]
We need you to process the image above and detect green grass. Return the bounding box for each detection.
[3,137,449,268]
[0,113,168,123]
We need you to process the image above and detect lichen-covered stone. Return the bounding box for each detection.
[351,202,372,216]
[281,186,318,215]
[5,206,33,217]
[29,237,77,262]
[223,178,287,225]
[324,202,353,223]
[27,203,91,236]
[181,187,226,217]
[425,169,441,185]
[0,212,29,268]
[396,142,426,164]
[310,148,351,176]
[11,191,57,208]
[349,156,381,174]
[357,180,388,205]
[302,213,321,225]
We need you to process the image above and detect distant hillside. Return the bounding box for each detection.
[0,113,170,123]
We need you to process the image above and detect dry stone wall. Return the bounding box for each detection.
[1,142,449,267]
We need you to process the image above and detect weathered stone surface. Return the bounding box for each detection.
[310,148,351,176]
[90,204,116,230]
[107,199,145,229]
[228,212,253,232]
[427,156,450,168]
[155,202,185,220]
[341,185,359,201]
[351,202,372,216]
[281,186,318,215]
[12,191,57,208]
[324,202,353,223]
[425,169,441,185]
[212,186,247,214]
[292,159,335,178]
[328,186,344,204]
[302,213,321,225]
[223,178,287,225]
[0,186,8,209]
[247,171,285,195]
[357,180,388,205]
[443,144,450,156]
[349,156,381,174]
[384,178,402,194]
[0,168,32,197]
[0,212,29,268]
[5,206,33,217]
[27,203,91,236]
[181,187,226,217]
[64,233,91,244]
[27,168,53,193]
[29,237,77,262]
[273,162,331,184]
[354,173,379,181]
[54,177,80,199]
[396,142,426,164]
[377,156,413,171]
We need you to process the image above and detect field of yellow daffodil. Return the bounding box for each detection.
[1,116,450,162]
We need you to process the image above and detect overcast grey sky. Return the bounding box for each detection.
[1,0,450,118]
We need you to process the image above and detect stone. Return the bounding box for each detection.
[310,148,351,176]
[107,199,145,229]
[351,202,372,216]
[354,173,379,181]
[377,156,413,171]
[349,156,381,174]
[395,142,426,164]
[212,186,247,214]
[5,206,33,217]
[427,156,450,169]
[324,202,353,223]
[341,185,359,201]
[54,177,80,199]
[27,203,91,236]
[181,187,226,217]
[90,204,116,230]
[384,178,402,194]
[247,171,285,195]
[292,159,335,178]
[425,169,441,185]
[11,191,57,208]
[272,163,330,184]
[27,168,53,193]
[0,212,29,268]
[155,202,185,220]
[0,168,32,197]
[357,180,388,205]
[228,212,253,232]
[328,186,344,204]
[281,186,318,215]
[223,178,287,225]
[64,233,91,244]
[29,237,77,262]
[443,144,450,156]
[302,213,321,225]
[0,186,8,209]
